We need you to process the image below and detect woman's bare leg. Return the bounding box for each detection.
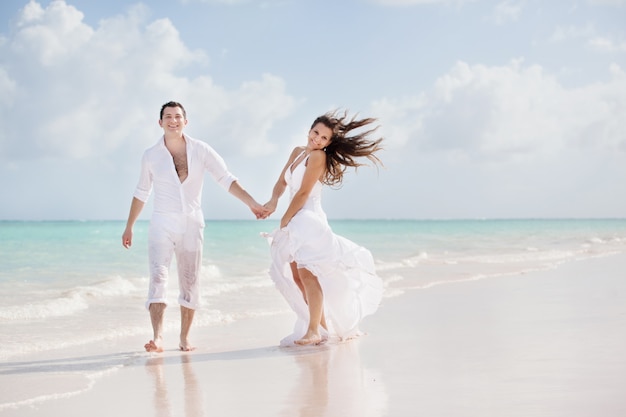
[290,262,306,297]
[290,262,327,332]
[295,267,324,345]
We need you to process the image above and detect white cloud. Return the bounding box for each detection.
[369,0,442,4]
[370,95,427,149]
[0,0,297,160]
[549,24,595,43]
[367,0,475,6]
[371,59,626,162]
[587,0,626,6]
[0,67,17,109]
[587,36,626,53]
[489,0,524,25]
[549,24,626,53]
[12,0,94,66]
[182,73,299,157]
[181,0,287,6]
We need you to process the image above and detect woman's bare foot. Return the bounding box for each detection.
[294,331,322,346]
[145,340,164,353]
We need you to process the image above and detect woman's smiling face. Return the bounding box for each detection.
[307,122,333,150]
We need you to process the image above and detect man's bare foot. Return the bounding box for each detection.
[179,343,195,352]
[145,340,164,353]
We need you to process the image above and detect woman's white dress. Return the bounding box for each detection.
[265,152,384,346]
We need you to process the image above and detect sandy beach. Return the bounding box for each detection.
[2,253,625,417]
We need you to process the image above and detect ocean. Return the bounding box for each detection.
[1,218,625,363]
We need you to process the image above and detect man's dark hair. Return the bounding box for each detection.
[160,101,187,120]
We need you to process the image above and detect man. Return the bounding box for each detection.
[122,101,267,352]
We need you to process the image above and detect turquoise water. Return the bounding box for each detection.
[2,218,624,284]
[1,218,625,360]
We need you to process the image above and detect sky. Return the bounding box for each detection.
[0,0,624,221]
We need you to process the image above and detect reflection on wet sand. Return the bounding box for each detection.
[145,354,205,417]
[181,354,204,417]
[282,341,388,417]
[142,340,385,416]
[145,356,171,417]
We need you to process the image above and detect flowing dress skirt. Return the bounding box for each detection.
[265,209,383,346]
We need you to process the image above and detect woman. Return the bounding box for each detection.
[263,110,384,346]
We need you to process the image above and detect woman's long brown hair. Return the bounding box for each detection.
[313,110,384,187]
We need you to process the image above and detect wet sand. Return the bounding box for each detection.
[2,254,625,416]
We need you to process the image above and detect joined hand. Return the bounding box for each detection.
[252,203,272,220]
